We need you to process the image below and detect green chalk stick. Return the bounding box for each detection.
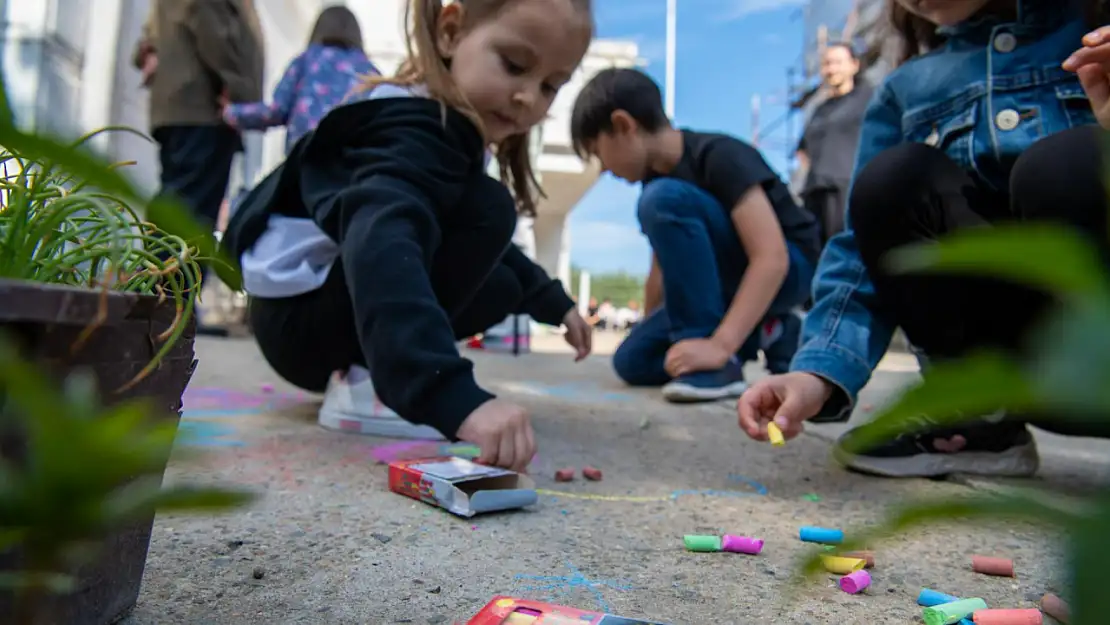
[684,535,722,552]
[922,598,988,625]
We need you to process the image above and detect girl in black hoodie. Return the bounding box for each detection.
[224,0,595,471]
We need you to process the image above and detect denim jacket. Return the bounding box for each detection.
[791,0,1099,416]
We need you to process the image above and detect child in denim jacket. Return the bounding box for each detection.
[222,6,378,153]
[739,0,1110,478]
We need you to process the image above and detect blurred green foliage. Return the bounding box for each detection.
[801,223,1110,623]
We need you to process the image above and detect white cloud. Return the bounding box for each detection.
[721,0,807,20]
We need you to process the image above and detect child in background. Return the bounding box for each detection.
[223,0,594,472]
[739,0,1110,478]
[222,6,378,153]
[570,68,820,403]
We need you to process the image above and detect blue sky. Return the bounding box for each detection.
[567,0,811,277]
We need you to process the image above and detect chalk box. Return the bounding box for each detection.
[387,457,536,518]
[467,597,671,624]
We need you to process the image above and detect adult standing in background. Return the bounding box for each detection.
[796,43,872,246]
[132,0,264,334]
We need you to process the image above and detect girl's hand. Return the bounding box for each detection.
[562,309,592,361]
[456,399,535,473]
[1064,26,1110,129]
[664,338,730,377]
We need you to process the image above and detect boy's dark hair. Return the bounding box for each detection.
[309,5,364,50]
[825,41,857,60]
[570,68,670,159]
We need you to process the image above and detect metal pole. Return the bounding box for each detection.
[665,0,676,118]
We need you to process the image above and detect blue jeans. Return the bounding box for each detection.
[613,178,815,386]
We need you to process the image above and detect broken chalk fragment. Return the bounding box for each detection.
[582,466,603,481]
[260,383,274,393]
[922,598,988,625]
[767,422,786,446]
[799,526,844,544]
[554,468,575,482]
[820,555,866,574]
[971,608,1043,624]
[971,555,1015,577]
[721,535,763,555]
[839,569,871,594]
[1039,593,1070,624]
[842,550,875,568]
[683,535,722,552]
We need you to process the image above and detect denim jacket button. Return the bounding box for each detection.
[993,32,1017,53]
[995,108,1020,130]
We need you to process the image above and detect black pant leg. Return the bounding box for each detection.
[248,174,524,392]
[154,125,241,285]
[804,186,849,246]
[1008,126,1110,438]
[851,143,1025,360]
[248,263,364,393]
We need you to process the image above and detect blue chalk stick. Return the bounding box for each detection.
[917,588,959,607]
[798,526,843,544]
[916,589,975,625]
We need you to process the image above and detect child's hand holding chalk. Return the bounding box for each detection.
[737,372,836,442]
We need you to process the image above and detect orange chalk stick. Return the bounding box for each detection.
[582,466,603,481]
[554,468,575,482]
[972,608,1043,624]
[842,550,875,568]
[1039,593,1070,624]
[971,555,1015,577]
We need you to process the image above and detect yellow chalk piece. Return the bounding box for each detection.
[767,422,786,446]
[821,555,866,574]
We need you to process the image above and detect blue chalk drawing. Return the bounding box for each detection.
[726,474,770,495]
[514,561,634,612]
[505,381,633,403]
[176,418,245,447]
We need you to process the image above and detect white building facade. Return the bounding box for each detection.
[1,0,640,290]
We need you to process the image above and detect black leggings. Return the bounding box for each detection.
[851,126,1110,438]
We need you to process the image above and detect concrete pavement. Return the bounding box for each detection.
[118,332,1101,624]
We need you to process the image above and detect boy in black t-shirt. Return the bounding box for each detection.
[571,68,820,403]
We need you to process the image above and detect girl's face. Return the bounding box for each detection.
[894,0,993,26]
[437,0,592,143]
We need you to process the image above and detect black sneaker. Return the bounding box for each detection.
[833,418,1039,478]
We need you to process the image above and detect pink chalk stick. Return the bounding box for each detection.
[839,569,871,594]
[721,535,763,555]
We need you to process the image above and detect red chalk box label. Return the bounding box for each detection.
[387,457,537,518]
[467,596,672,625]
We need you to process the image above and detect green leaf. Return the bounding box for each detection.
[145,196,242,291]
[0,571,76,592]
[100,478,255,526]
[887,223,1109,300]
[1071,494,1110,625]
[836,352,1041,455]
[1027,300,1110,422]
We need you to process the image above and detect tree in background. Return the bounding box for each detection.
[570,267,645,306]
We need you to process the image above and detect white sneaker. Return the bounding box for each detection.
[318,366,445,440]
